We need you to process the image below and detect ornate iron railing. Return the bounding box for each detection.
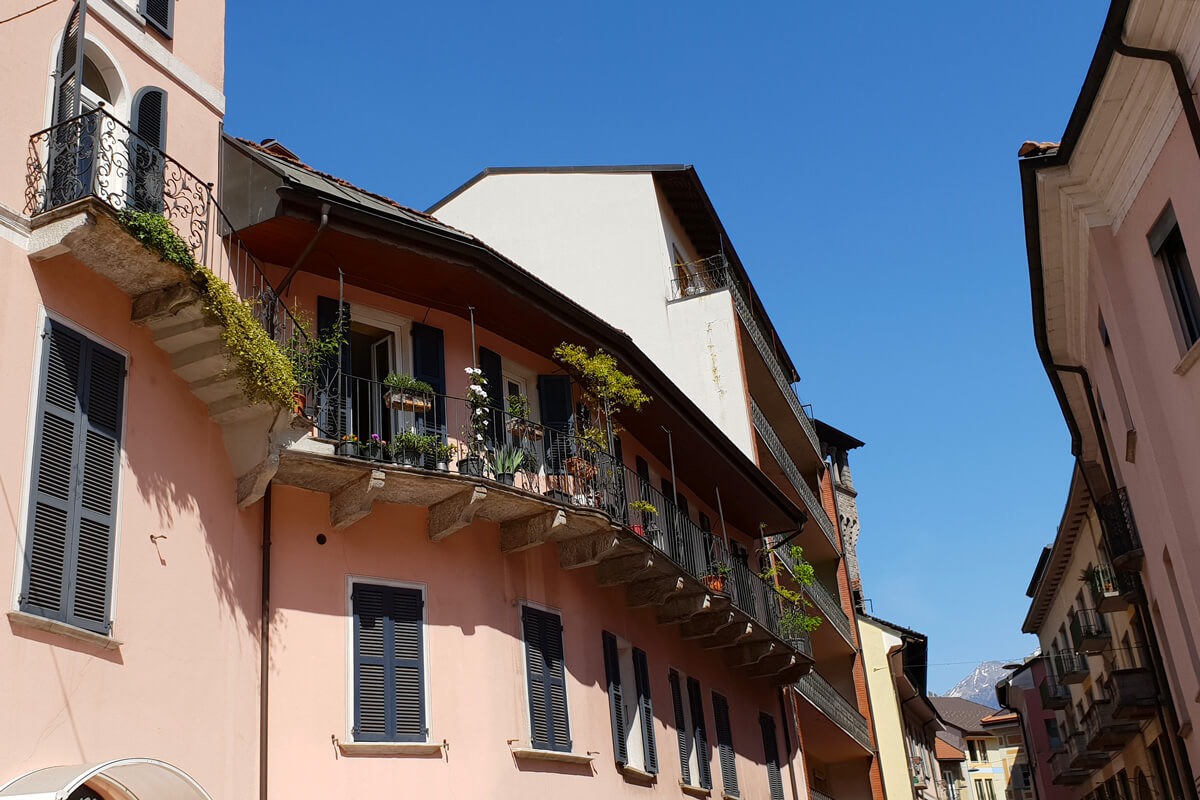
[668,258,731,298]
[306,373,810,654]
[751,397,839,551]
[25,107,302,349]
[1050,650,1090,683]
[794,670,872,750]
[1070,608,1111,653]
[1097,488,1143,568]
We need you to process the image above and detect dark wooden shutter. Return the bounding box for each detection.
[633,647,658,774]
[129,87,166,212]
[48,1,88,211]
[602,630,628,765]
[759,712,784,800]
[139,0,173,38]
[21,319,123,634]
[537,374,572,475]
[353,583,425,742]
[669,670,691,784]
[523,606,571,752]
[713,692,739,797]
[316,296,350,438]
[55,1,86,124]
[688,676,712,789]
[478,346,503,448]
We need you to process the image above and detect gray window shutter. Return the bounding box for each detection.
[129,87,167,213]
[139,0,172,38]
[759,712,784,800]
[688,676,712,789]
[633,647,658,774]
[411,322,447,449]
[479,346,503,448]
[713,692,739,797]
[670,670,691,785]
[602,630,628,765]
[353,583,426,742]
[523,606,571,752]
[54,1,87,124]
[21,319,123,634]
[537,374,572,475]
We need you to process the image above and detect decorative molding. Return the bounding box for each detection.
[0,202,31,248]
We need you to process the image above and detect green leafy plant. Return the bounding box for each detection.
[392,430,435,455]
[118,210,298,409]
[552,343,649,451]
[760,543,823,634]
[629,500,658,515]
[507,393,530,419]
[490,444,526,476]
[385,374,435,395]
[431,441,456,465]
[705,561,732,578]
[464,366,491,458]
[285,304,346,391]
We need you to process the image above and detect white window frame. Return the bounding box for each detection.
[343,574,432,744]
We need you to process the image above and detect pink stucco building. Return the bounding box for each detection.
[0,2,882,800]
[1019,0,1200,797]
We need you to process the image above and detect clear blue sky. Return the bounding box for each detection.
[226,2,1108,692]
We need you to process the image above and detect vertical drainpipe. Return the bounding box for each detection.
[260,485,272,800]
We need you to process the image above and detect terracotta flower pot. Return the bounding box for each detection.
[703,574,727,594]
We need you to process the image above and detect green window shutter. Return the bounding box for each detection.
[523,606,571,752]
[688,676,712,789]
[352,583,426,742]
[21,319,123,634]
[633,647,658,774]
[602,630,628,765]
[713,692,739,797]
[759,712,784,800]
[669,670,691,785]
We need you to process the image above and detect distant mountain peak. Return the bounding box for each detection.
[943,661,1011,709]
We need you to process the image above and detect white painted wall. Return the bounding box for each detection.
[435,172,755,456]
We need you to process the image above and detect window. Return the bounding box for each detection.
[20,319,124,635]
[1149,206,1200,350]
[1012,764,1031,791]
[522,605,571,752]
[139,0,173,38]
[975,778,997,800]
[351,582,425,742]
[712,692,739,797]
[759,713,785,800]
[669,669,712,789]
[1045,718,1062,750]
[968,739,988,762]
[601,631,658,773]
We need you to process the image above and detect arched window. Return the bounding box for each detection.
[128,87,167,211]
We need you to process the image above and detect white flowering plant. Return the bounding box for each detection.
[463,366,491,458]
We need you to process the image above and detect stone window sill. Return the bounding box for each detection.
[510,745,595,765]
[7,610,121,650]
[681,782,712,798]
[622,764,657,781]
[1174,338,1200,376]
[335,739,443,756]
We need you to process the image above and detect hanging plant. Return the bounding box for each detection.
[760,543,823,636]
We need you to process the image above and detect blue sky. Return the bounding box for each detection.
[226,2,1108,692]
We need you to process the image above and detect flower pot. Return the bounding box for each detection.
[385,391,432,413]
[495,472,515,486]
[394,449,423,467]
[292,390,307,416]
[457,456,486,478]
[565,457,597,482]
[366,444,387,461]
[506,419,544,441]
[632,524,645,537]
[337,441,361,458]
[703,574,728,594]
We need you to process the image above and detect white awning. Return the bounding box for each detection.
[0,758,212,800]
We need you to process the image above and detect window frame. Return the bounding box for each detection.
[518,599,573,753]
[344,575,431,744]
[1149,205,1200,354]
[14,310,129,638]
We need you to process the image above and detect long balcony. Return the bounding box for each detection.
[1082,700,1139,751]
[282,374,813,679]
[1039,672,1071,709]
[794,670,873,752]
[1070,608,1111,655]
[1066,730,1109,770]
[749,396,839,554]
[1051,650,1090,685]
[1097,488,1143,571]
[668,261,823,468]
[25,108,304,501]
[1049,750,1090,785]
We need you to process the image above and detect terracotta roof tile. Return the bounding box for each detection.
[935,737,966,761]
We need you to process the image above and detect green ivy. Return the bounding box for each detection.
[118,210,299,409]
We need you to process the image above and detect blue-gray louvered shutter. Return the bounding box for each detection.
[688,676,712,789]
[713,692,739,797]
[670,670,691,784]
[411,323,446,450]
[353,583,426,742]
[602,630,628,765]
[139,0,172,37]
[21,319,123,634]
[759,712,784,800]
[479,346,503,448]
[633,647,658,774]
[129,87,166,213]
[523,606,571,752]
[48,1,88,210]
[537,374,571,475]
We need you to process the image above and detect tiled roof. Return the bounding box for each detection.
[935,736,966,761]
[931,696,1000,735]
[981,710,1018,725]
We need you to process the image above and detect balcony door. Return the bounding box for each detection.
[348,321,398,446]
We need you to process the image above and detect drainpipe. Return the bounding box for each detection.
[1110,38,1200,162]
[276,202,330,296]
[259,485,272,800]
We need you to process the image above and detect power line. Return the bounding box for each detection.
[0,0,60,26]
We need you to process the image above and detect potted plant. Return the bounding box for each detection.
[628,500,658,537]
[431,441,456,472]
[383,373,435,412]
[365,433,388,461]
[338,434,360,457]
[505,393,544,440]
[391,430,432,467]
[702,561,731,594]
[565,455,598,482]
[489,444,526,486]
[761,544,824,637]
[458,367,491,477]
[552,342,650,458]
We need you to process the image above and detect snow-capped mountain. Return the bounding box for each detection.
[944,661,1012,708]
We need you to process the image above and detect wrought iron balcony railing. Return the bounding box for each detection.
[794,670,873,751]
[811,789,836,800]
[25,107,301,349]
[750,397,839,551]
[1070,608,1111,655]
[1097,488,1143,570]
[1039,671,1071,709]
[1089,562,1139,612]
[307,373,811,654]
[668,255,821,458]
[768,536,853,642]
[1050,650,1090,685]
